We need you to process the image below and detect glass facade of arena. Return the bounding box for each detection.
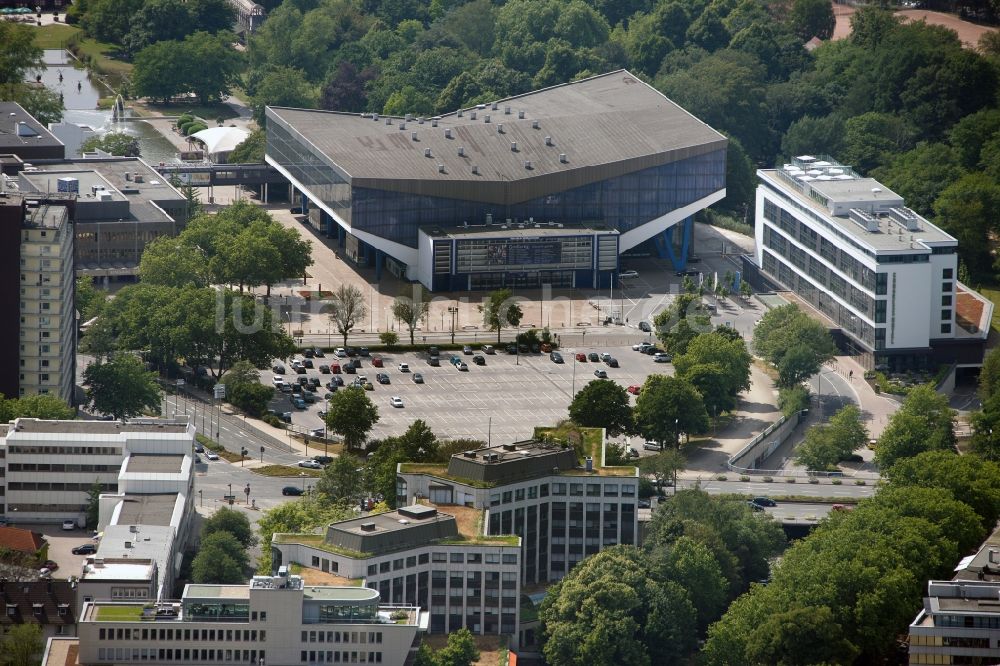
[268,117,725,248]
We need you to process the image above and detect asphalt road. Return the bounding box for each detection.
[678,477,876,499]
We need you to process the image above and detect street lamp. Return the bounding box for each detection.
[448,306,459,344]
[300,472,306,491]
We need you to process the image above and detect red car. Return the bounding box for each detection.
[371,357,384,368]
[575,353,586,362]
[627,385,641,395]
[329,363,341,374]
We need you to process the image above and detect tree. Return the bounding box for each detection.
[123,0,194,55]
[971,394,1000,461]
[202,507,256,548]
[875,384,955,470]
[933,173,1000,280]
[0,394,75,422]
[744,606,860,666]
[437,628,480,666]
[325,387,379,450]
[0,624,44,666]
[786,0,835,40]
[540,546,697,666]
[781,114,846,160]
[255,497,354,571]
[841,111,917,174]
[76,276,106,321]
[85,479,103,531]
[228,128,266,164]
[753,304,836,388]
[249,65,316,125]
[328,284,367,347]
[660,536,728,633]
[392,286,430,345]
[639,449,685,489]
[184,31,244,104]
[139,235,208,284]
[0,22,43,89]
[81,131,141,157]
[131,40,187,103]
[379,331,399,347]
[315,455,366,507]
[633,375,709,448]
[191,531,249,584]
[321,61,377,113]
[479,288,523,344]
[674,332,752,414]
[870,142,965,216]
[568,380,633,437]
[83,355,161,420]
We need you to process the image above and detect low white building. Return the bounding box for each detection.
[753,155,992,371]
[73,574,424,666]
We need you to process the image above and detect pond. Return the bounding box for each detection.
[39,49,180,164]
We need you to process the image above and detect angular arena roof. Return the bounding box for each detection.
[267,70,726,205]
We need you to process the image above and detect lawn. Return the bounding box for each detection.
[95,606,143,622]
[32,23,80,49]
[136,101,240,122]
[33,24,133,89]
[253,464,321,478]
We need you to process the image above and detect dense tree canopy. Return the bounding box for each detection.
[568,379,633,436]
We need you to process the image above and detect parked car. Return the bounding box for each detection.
[72,544,97,555]
[302,359,314,369]
[450,355,462,366]
[606,357,619,368]
[575,352,586,362]
[643,346,663,355]
[588,352,600,362]
[330,363,341,374]
[398,363,410,372]
[620,269,639,279]
[550,351,563,363]
[413,373,424,384]
[457,362,469,371]
[643,441,661,451]
[297,376,309,386]
[272,364,285,374]
[282,486,304,497]
[637,498,652,509]
[292,397,307,409]
[62,520,76,531]
[346,347,358,357]
[638,321,652,332]
[42,560,59,571]
[312,456,334,465]
[633,342,653,352]
[272,375,284,386]
[594,369,608,379]
[313,348,325,358]
[463,345,473,355]
[747,501,764,512]
[303,348,314,358]
[428,346,440,357]
[308,377,321,387]
[363,382,374,391]
[294,365,307,374]
[319,365,330,374]
[531,343,540,353]
[472,355,486,365]
[302,392,316,403]
[335,347,347,357]
[654,353,672,363]
[206,451,220,461]
[344,364,357,374]
[540,343,552,353]
[390,396,404,408]
[506,344,517,355]
[194,443,204,453]
[376,373,390,385]
[372,356,384,368]
[310,428,326,438]
[298,459,322,469]
[359,347,370,357]
[427,357,440,367]
[752,497,777,507]
[627,385,641,395]
[280,383,292,393]
[627,447,640,459]
[291,383,302,394]
[483,345,495,355]
[600,352,612,362]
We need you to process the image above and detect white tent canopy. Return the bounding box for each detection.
[190,126,250,156]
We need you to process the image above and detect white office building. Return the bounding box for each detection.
[69,574,424,666]
[753,155,992,371]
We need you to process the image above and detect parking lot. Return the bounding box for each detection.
[265,344,675,444]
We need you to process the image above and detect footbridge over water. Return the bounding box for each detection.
[153,163,288,202]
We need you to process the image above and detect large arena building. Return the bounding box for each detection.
[265,70,726,291]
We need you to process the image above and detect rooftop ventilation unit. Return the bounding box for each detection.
[518,110,525,119]
[418,117,424,125]
[457,110,463,117]
[373,113,379,121]
[424,148,432,158]
[385,118,392,125]
[471,165,479,175]
[438,164,445,173]
[524,160,532,170]
[486,213,492,224]
[889,206,921,231]
[411,132,418,141]
[405,113,413,121]
[559,153,567,163]
[502,444,517,451]
[849,208,880,233]
[491,102,498,110]
[398,122,406,130]
[470,111,477,120]
[484,115,490,123]
[497,124,504,133]
[544,136,552,146]
[360,522,376,532]
[458,147,465,157]
[510,141,517,152]
[134,173,143,183]
[463,451,477,458]
[444,128,452,139]
[431,119,438,127]
[532,120,539,129]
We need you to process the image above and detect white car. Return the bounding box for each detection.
[61,520,76,531]
[272,375,284,386]
[398,363,410,373]
[298,459,322,469]
[632,342,653,352]
[205,451,219,461]
[390,396,404,408]
[620,270,639,279]
[335,347,347,358]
